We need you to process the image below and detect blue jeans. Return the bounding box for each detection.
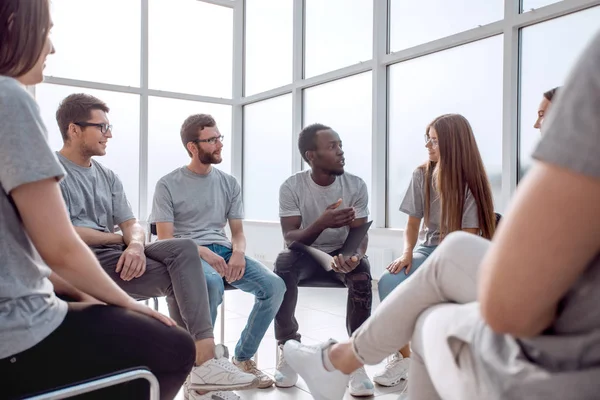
[378,245,438,301]
[202,244,286,361]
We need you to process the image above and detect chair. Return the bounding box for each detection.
[495,212,502,226]
[275,272,347,363]
[24,368,159,400]
[148,223,255,363]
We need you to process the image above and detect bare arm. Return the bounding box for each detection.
[11,178,136,307]
[119,218,146,248]
[74,226,123,246]
[49,272,101,303]
[403,216,421,255]
[229,219,246,255]
[156,221,175,240]
[281,215,326,247]
[479,161,600,337]
[462,228,479,235]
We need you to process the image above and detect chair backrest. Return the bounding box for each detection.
[150,222,157,236]
[24,368,159,400]
[495,212,502,227]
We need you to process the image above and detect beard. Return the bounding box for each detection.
[197,149,222,165]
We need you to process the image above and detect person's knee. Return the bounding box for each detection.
[438,231,478,253]
[274,250,299,275]
[173,238,200,258]
[267,274,287,302]
[347,268,372,296]
[378,270,409,298]
[205,272,225,303]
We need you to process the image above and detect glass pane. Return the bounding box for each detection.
[387,36,503,228]
[46,0,140,86]
[390,0,503,52]
[522,0,562,13]
[245,0,293,96]
[303,72,373,210]
[243,95,293,221]
[519,6,600,179]
[148,97,232,215]
[36,84,141,216]
[149,0,233,98]
[304,0,373,78]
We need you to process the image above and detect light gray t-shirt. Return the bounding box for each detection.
[399,167,479,247]
[0,76,67,359]
[56,153,135,233]
[473,31,600,399]
[150,166,243,248]
[279,170,369,254]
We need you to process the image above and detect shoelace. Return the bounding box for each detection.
[385,353,402,370]
[240,360,261,375]
[213,357,244,373]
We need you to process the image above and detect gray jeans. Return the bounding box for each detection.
[92,238,213,342]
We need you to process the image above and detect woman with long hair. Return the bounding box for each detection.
[283,30,600,400]
[0,1,194,398]
[373,113,496,387]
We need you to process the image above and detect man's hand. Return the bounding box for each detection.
[331,253,361,273]
[116,242,147,281]
[226,251,246,283]
[317,199,355,230]
[200,247,229,277]
[386,252,413,275]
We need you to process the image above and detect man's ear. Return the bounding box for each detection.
[186,142,197,156]
[66,122,79,141]
[305,150,314,164]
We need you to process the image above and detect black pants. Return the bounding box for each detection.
[1,303,195,400]
[274,248,372,345]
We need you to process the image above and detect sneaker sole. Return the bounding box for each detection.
[189,377,260,392]
[257,379,275,389]
[373,375,407,387]
[350,389,375,397]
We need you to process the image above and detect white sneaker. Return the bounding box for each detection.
[183,378,241,400]
[189,344,259,391]
[373,352,410,387]
[274,344,298,388]
[284,339,349,400]
[185,389,240,400]
[349,366,374,397]
[232,357,274,388]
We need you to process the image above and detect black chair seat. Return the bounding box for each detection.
[299,275,346,288]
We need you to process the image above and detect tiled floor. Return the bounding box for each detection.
[162,287,408,399]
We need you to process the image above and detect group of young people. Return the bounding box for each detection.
[2,1,600,400]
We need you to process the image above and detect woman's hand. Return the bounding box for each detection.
[124,300,177,327]
[386,252,413,275]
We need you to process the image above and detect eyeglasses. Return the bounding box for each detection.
[424,134,439,149]
[193,135,225,145]
[74,122,112,135]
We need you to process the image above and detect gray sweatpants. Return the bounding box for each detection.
[92,238,213,342]
[352,232,491,400]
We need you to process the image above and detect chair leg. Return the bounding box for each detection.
[220,295,225,344]
[153,297,159,311]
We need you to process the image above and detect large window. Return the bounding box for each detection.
[304,0,373,78]
[303,72,373,210]
[46,0,140,86]
[522,0,563,12]
[36,84,141,216]
[147,97,232,213]
[244,0,293,96]
[243,95,293,221]
[149,0,233,98]
[519,6,600,178]
[387,36,504,228]
[389,0,503,52]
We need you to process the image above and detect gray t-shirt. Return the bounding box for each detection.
[56,153,135,233]
[150,166,243,248]
[0,76,68,359]
[473,31,600,399]
[279,170,369,254]
[399,167,479,247]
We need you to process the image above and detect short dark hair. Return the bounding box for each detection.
[543,87,560,102]
[56,94,110,142]
[180,114,216,157]
[298,123,331,164]
[0,0,51,78]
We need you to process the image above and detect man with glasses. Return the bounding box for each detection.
[55,94,259,400]
[150,114,285,389]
